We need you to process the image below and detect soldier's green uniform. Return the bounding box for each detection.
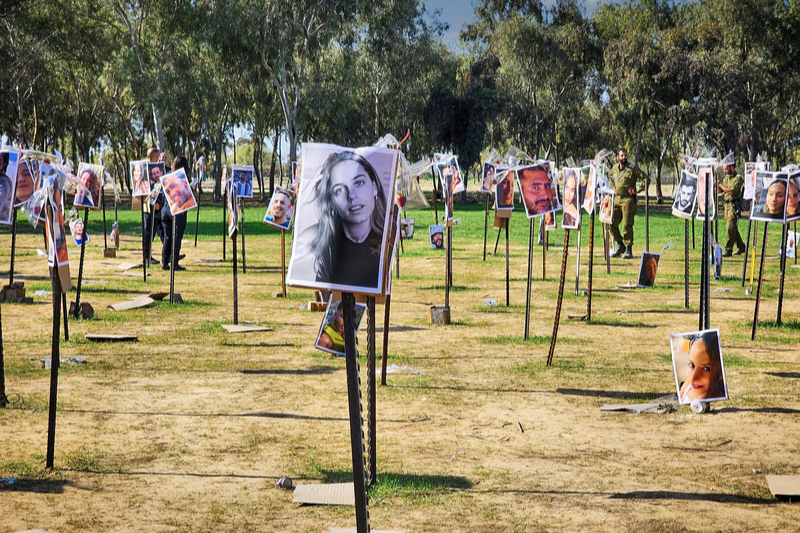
[720,171,745,255]
[607,162,649,250]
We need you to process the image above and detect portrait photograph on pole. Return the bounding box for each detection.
[74,163,104,210]
[598,187,615,224]
[400,218,415,239]
[263,186,295,230]
[744,160,769,201]
[636,251,660,287]
[561,167,580,229]
[671,170,698,219]
[0,149,19,224]
[429,224,444,249]
[15,159,35,207]
[517,163,560,218]
[160,168,197,216]
[130,160,150,197]
[670,329,728,405]
[786,173,800,222]
[695,165,716,221]
[751,172,788,222]
[581,164,598,214]
[286,143,398,296]
[314,296,368,356]
[232,164,254,198]
[494,170,515,211]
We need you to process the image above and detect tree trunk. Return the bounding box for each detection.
[656,159,664,204]
[269,129,278,196]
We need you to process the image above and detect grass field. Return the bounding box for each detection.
[1,190,799,532]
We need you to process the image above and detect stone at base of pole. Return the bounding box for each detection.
[69,302,95,319]
[428,305,450,325]
[103,248,117,258]
[272,291,285,298]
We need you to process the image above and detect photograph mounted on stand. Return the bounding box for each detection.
[286,143,398,296]
[598,187,614,224]
[314,296,368,356]
[695,165,716,221]
[636,252,660,287]
[670,329,728,405]
[74,163,103,210]
[232,164,254,198]
[263,186,295,230]
[495,170,515,211]
[672,170,698,219]
[0,149,19,224]
[69,218,88,246]
[429,224,444,249]
[561,167,580,229]
[744,160,769,201]
[581,164,598,214]
[400,218,415,239]
[130,160,150,197]
[15,159,35,207]
[517,163,559,218]
[751,172,789,222]
[160,168,197,216]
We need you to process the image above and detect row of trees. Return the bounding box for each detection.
[2,0,799,203]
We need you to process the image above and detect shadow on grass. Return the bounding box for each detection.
[609,490,777,505]
[317,469,472,495]
[59,408,405,422]
[715,407,800,415]
[766,372,800,379]
[582,320,657,329]
[750,319,800,331]
[3,478,70,494]
[240,366,338,376]
[376,325,429,333]
[556,388,674,401]
[419,285,472,292]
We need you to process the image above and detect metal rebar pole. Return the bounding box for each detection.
[505,220,510,307]
[587,211,595,321]
[194,188,200,247]
[751,223,769,340]
[705,181,711,330]
[341,293,370,533]
[240,201,247,274]
[483,194,489,261]
[367,297,377,487]
[170,215,176,304]
[645,182,650,252]
[281,229,287,297]
[547,230,571,366]
[222,191,227,261]
[380,296,390,386]
[777,223,788,326]
[575,226,581,296]
[741,217,752,286]
[9,208,17,285]
[685,219,689,310]
[61,293,68,341]
[141,203,147,282]
[525,218,534,339]
[73,208,90,317]
[0,302,5,407]
[101,188,108,250]
[493,227,501,255]
[232,232,238,325]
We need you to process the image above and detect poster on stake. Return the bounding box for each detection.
[263,186,295,230]
[286,143,398,296]
[0,149,19,224]
[517,163,560,218]
[160,168,197,216]
[130,160,150,197]
[74,163,104,210]
[672,170,698,219]
[670,329,728,405]
[561,168,581,229]
[232,164,254,198]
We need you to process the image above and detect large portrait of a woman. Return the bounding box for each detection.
[287,143,398,295]
[130,160,150,197]
[74,163,104,210]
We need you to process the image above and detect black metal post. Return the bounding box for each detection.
[525,218,534,339]
[194,187,200,247]
[170,214,177,304]
[61,293,68,341]
[9,208,17,285]
[483,194,489,261]
[587,211,595,321]
[685,219,690,310]
[73,208,89,317]
[751,223,769,340]
[232,232,238,325]
[0,302,5,407]
[645,182,650,252]
[505,220,510,307]
[381,295,391,386]
[281,229,287,297]
[101,188,108,250]
[777,223,788,326]
[222,191,227,261]
[141,203,147,282]
[341,293,370,533]
[240,201,247,274]
[741,217,753,287]
[366,296,377,487]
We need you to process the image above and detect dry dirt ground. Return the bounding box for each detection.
[1,203,799,533]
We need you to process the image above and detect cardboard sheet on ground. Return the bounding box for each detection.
[293,483,355,506]
[766,475,800,498]
[108,296,155,311]
[85,334,139,342]
[116,262,140,270]
[221,324,272,333]
[601,394,678,414]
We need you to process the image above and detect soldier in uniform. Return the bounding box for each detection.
[718,162,745,256]
[608,148,649,259]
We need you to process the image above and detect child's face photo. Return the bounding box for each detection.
[670,329,727,405]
